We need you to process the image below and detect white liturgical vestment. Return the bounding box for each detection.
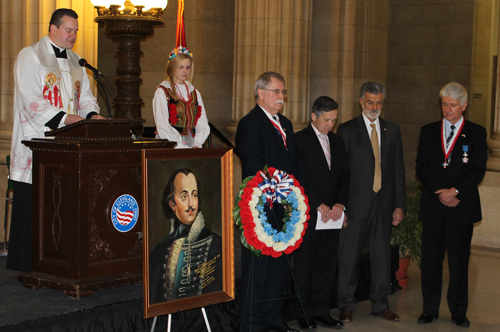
[10,36,99,184]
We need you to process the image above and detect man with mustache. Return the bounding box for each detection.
[8,8,105,272]
[236,71,302,332]
[336,82,406,324]
[148,168,222,304]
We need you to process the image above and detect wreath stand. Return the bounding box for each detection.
[240,209,312,332]
[150,307,212,332]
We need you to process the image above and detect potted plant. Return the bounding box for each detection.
[391,183,422,286]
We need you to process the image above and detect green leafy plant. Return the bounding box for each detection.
[391,183,422,268]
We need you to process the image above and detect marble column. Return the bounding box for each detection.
[227,0,313,136]
[0,0,98,164]
[487,42,500,172]
[309,0,390,125]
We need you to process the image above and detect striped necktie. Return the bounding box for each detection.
[271,116,287,148]
[446,125,455,149]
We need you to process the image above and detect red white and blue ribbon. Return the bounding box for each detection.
[270,118,287,148]
[258,169,293,205]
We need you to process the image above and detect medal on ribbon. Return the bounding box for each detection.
[441,120,464,168]
[462,145,469,163]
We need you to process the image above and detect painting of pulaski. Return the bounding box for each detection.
[149,168,223,304]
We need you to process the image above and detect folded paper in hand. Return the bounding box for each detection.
[315,211,344,230]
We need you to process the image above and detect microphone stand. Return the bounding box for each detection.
[84,62,145,147]
[91,73,112,120]
[100,75,144,145]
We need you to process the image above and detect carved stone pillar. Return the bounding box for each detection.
[227,0,313,135]
[487,43,500,171]
[96,17,160,120]
[94,6,163,120]
[0,0,98,164]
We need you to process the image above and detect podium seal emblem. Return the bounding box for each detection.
[111,194,139,233]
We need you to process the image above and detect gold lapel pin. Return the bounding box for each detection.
[461,134,466,137]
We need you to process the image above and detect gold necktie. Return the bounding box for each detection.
[370,123,381,192]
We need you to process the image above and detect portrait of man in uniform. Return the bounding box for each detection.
[148,168,223,305]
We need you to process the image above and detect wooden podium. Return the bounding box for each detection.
[18,120,175,297]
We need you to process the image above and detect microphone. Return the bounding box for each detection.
[79,58,101,77]
[79,58,111,119]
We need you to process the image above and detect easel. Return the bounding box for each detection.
[150,307,212,332]
[0,155,13,257]
[240,207,312,332]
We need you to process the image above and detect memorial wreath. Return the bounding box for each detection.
[233,166,309,258]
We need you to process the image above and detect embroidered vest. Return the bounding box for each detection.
[158,84,201,136]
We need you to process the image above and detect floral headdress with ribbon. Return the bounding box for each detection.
[168,0,193,62]
[168,45,192,61]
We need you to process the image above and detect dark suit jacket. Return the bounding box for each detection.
[416,119,487,224]
[235,104,304,330]
[337,115,406,221]
[295,125,350,226]
[235,104,303,181]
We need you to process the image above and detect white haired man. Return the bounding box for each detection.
[416,82,488,328]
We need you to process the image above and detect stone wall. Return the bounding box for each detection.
[311,0,390,125]
[385,0,495,181]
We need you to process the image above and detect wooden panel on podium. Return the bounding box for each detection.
[18,120,175,297]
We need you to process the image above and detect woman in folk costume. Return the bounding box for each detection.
[153,47,210,148]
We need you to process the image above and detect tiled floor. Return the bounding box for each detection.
[288,247,500,331]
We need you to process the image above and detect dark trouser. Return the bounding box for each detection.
[337,194,391,313]
[239,247,290,332]
[6,181,32,272]
[421,215,473,317]
[292,224,339,318]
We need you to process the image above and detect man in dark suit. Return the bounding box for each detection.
[336,82,406,323]
[293,96,349,330]
[236,71,301,332]
[416,82,487,328]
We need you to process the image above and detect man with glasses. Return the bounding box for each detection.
[236,71,302,332]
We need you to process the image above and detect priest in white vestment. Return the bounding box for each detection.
[7,8,105,271]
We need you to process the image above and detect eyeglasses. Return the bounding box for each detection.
[264,89,288,96]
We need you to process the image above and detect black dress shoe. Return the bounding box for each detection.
[452,316,471,327]
[298,317,317,329]
[312,315,344,329]
[417,313,438,324]
[267,323,300,332]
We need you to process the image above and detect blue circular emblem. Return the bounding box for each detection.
[111,194,139,233]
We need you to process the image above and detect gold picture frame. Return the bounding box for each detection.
[142,148,234,318]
